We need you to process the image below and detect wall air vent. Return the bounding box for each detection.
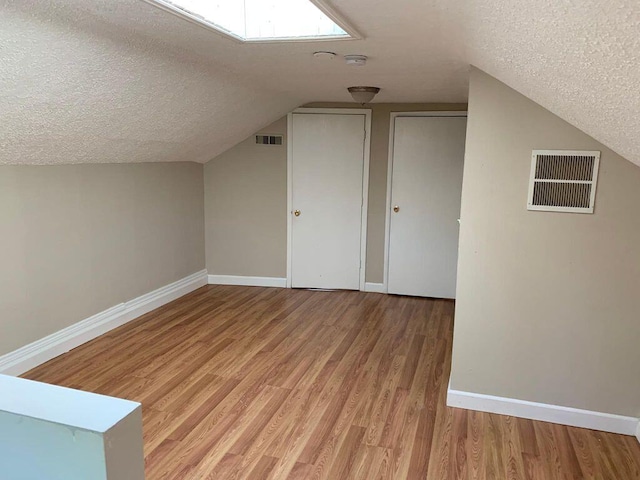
[527,150,600,213]
[256,135,283,146]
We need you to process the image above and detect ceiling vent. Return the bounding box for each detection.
[527,150,600,213]
[256,134,283,146]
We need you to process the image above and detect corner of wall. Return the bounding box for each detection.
[453,68,640,431]
[0,270,208,376]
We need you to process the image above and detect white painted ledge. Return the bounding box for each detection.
[0,374,139,433]
[0,269,208,376]
[0,375,144,480]
[447,387,639,436]
[364,282,387,293]
[208,274,286,288]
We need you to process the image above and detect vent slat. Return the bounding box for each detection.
[534,154,596,181]
[256,135,283,145]
[528,150,600,213]
[532,182,591,208]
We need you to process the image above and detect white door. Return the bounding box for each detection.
[387,116,467,298]
[290,112,367,290]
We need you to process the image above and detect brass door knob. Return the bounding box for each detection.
[393,206,400,213]
[294,210,301,217]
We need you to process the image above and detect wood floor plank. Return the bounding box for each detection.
[484,413,507,480]
[467,409,486,480]
[325,425,367,480]
[248,456,279,480]
[567,427,598,480]
[502,415,527,480]
[285,462,313,480]
[21,286,640,479]
[450,408,468,479]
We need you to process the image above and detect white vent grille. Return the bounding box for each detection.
[527,150,600,213]
[256,134,283,146]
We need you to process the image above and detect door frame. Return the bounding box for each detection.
[383,111,468,293]
[286,108,372,290]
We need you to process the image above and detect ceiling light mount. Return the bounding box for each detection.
[348,86,381,105]
[344,54,368,66]
[313,51,337,59]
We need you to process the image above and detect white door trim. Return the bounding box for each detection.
[383,111,468,293]
[287,108,372,290]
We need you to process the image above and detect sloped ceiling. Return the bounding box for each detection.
[1,0,637,165]
[459,0,640,166]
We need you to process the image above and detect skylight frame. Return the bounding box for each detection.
[142,0,362,43]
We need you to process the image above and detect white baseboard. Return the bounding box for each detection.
[636,421,640,444]
[0,270,208,376]
[447,387,639,436]
[363,282,386,293]
[208,277,387,293]
[208,275,286,288]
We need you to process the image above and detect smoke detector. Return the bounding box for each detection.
[344,55,368,66]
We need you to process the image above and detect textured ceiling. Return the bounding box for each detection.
[0,0,638,165]
[458,0,640,167]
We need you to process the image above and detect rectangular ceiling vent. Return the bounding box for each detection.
[256,134,283,146]
[527,150,600,213]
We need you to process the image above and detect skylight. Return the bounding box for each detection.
[148,0,356,42]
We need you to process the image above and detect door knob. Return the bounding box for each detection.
[393,206,400,213]
[294,210,301,217]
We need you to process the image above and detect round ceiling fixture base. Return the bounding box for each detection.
[348,86,381,105]
[313,51,337,59]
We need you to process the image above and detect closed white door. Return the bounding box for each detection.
[290,112,366,290]
[387,116,467,298]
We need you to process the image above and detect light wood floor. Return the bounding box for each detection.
[25,286,640,479]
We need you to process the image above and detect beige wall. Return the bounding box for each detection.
[451,68,640,417]
[0,163,205,356]
[204,103,467,282]
[205,117,288,277]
